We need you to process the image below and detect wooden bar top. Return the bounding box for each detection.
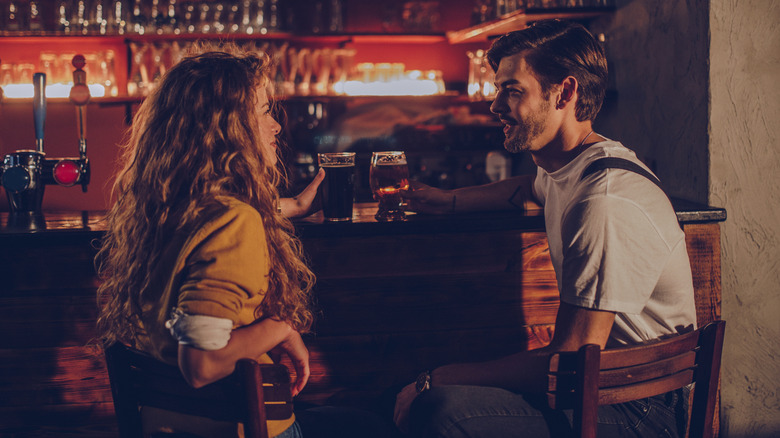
[0,198,726,239]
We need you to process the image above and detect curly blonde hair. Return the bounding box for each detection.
[96,43,314,348]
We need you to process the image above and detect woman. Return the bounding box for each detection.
[96,44,324,438]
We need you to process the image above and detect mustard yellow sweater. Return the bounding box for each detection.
[134,197,294,437]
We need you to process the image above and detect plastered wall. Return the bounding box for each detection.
[710,1,780,436]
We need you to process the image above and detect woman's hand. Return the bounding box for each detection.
[402,181,456,215]
[279,168,325,218]
[393,381,418,434]
[271,329,311,396]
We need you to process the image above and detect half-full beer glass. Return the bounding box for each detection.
[370,151,409,221]
[318,152,356,222]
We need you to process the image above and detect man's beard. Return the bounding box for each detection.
[503,100,551,154]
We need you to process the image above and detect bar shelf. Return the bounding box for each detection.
[447,6,615,44]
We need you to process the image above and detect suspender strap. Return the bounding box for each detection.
[580,157,664,192]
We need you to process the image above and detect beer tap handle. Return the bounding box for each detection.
[33,73,46,154]
[69,54,90,160]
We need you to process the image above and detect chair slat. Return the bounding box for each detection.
[598,351,696,388]
[598,369,694,405]
[599,330,699,369]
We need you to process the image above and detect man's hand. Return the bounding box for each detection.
[402,181,455,215]
[393,381,418,434]
[271,329,311,396]
[280,168,325,218]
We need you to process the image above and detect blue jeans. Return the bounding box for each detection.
[409,385,688,438]
[295,404,401,438]
[276,421,304,438]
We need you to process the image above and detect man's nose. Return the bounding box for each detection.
[490,97,505,115]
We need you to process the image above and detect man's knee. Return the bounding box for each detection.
[409,386,471,438]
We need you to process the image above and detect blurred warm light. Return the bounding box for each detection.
[1,83,105,99]
[337,63,445,97]
[341,78,441,96]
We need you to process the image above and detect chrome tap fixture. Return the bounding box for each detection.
[1,56,91,214]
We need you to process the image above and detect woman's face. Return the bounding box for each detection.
[255,88,282,167]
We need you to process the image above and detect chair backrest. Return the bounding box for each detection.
[547,320,726,438]
[104,342,293,438]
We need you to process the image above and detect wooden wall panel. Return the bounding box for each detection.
[0,222,722,436]
[683,223,722,326]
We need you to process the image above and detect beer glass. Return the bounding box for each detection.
[318,152,356,222]
[370,151,410,221]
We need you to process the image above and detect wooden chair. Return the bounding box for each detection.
[547,320,726,438]
[104,342,294,438]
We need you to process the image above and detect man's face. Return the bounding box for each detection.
[490,53,559,154]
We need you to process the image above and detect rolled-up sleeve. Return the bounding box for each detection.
[176,205,271,325]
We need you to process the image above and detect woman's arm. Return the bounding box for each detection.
[279,168,325,218]
[177,317,310,395]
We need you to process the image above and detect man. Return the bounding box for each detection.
[394,20,696,437]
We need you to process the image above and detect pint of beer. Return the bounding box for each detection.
[370,151,409,221]
[318,152,356,222]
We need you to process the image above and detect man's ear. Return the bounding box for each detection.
[556,76,578,109]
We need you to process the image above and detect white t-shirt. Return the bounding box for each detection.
[533,139,696,346]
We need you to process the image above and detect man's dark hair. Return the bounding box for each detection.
[487,20,608,122]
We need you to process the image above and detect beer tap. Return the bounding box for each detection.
[66,54,91,192]
[1,55,91,214]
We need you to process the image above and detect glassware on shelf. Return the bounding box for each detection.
[266,0,280,31]
[147,0,160,33]
[107,0,128,34]
[56,0,72,33]
[327,0,343,33]
[401,1,440,32]
[226,2,240,32]
[88,0,108,34]
[28,0,44,33]
[71,0,89,34]
[149,42,166,88]
[0,63,15,88]
[181,2,196,33]
[296,48,313,96]
[467,49,495,101]
[38,52,60,83]
[197,2,211,33]
[331,48,355,94]
[311,48,332,96]
[282,46,298,97]
[129,0,148,34]
[155,0,178,34]
[245,0,267,34]
[127,42,151,96]
[3,0,23,32]
[100,50,119,96]
[58,52,77,83]
[210,2,225,33]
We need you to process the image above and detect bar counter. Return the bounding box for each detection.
[0,200,725,435]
